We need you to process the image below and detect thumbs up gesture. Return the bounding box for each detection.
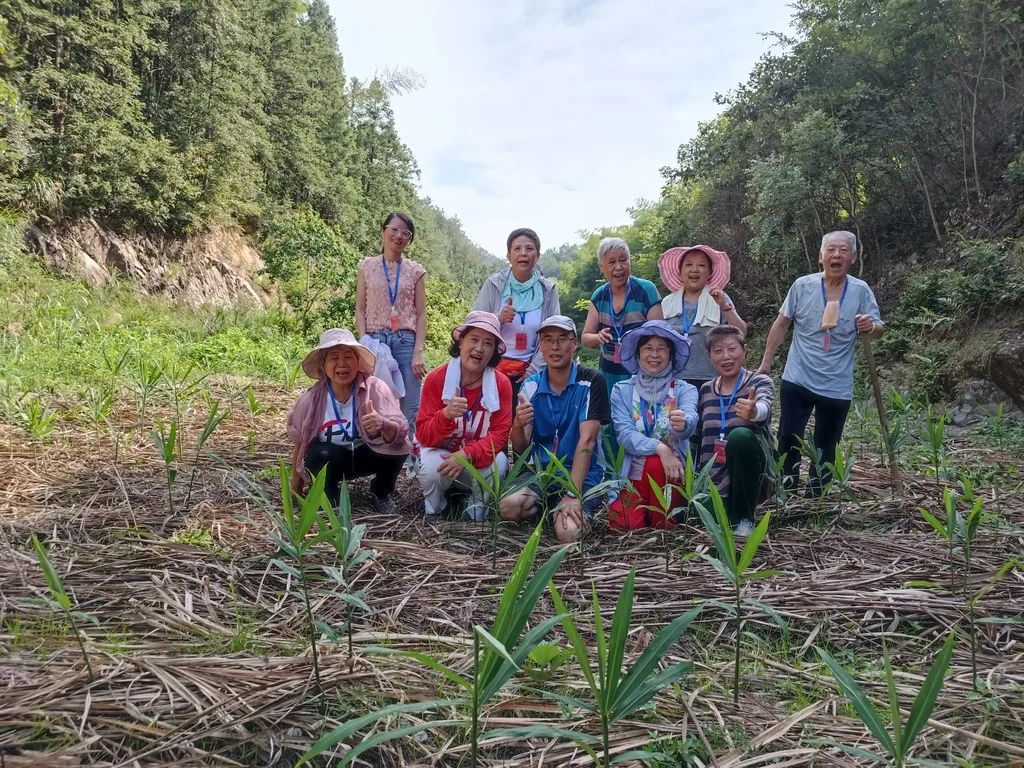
[735,386,758,422]
[444,385,469,420]
[499,296,516,324]
[668,408,687,432]
[361,397,385,437]
[514,392,534,428]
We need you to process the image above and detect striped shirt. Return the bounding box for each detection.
[697,372,774,499]
[591,277,662,378]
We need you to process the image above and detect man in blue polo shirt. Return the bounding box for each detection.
[500,315,611,542]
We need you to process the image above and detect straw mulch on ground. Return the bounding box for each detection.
[1,385,1022,767]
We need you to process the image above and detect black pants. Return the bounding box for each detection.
[304,441,405,505]
[778,380,851,494]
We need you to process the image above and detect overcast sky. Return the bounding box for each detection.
[329,0,795,254]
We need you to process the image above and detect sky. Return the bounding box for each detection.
[329,0,795,254]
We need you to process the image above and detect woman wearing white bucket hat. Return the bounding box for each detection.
[286,328,411,513]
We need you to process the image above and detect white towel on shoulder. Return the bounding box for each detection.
[661,286,721,327]
[441,359,501,412]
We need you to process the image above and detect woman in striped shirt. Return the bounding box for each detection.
[696,325,775,536]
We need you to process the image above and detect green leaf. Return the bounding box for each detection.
[883,642,903,756]
[333,719,462,767]
[479,614,566,704]
[31,534,71,611]
[604,569,637,708]
[745,568,783,581]
[698,553,737,584]
[485,725,601,763]
[737,510,771,574]
[901,631,955,752]
[549,581,598,695]
[611,750,675,764]
[919,508,948,538]
[363,646,471,692]
[815,646,896,756]
[475,624,519,670]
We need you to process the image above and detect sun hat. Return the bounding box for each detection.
[619,320,691,376]
[302,328,377,379]
[657,245,731,293]
[537,315,576,336]
[451,310,506,355]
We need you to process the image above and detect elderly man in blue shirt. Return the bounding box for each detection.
[500,315,611,542]
[757,230,884,495]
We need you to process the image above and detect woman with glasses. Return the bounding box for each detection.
[356,211,427,437]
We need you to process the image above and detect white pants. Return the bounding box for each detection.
[417,447,509,521]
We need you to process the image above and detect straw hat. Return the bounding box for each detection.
[451,310,507,355]
[301,328,376,379]
[619,320,691,376]
[658,245,731,293]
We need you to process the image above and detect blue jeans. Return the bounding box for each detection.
[370,329,421,437]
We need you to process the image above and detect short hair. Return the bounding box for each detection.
[382,211,415,242]
[448,337,503,367]
[598,237,630,261]
[705,324,747,352]
[820,230,856,253]
[506,228,540,253]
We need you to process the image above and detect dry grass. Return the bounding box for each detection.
[1,383,1022,767]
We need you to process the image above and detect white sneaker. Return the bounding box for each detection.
[733,519,755,537]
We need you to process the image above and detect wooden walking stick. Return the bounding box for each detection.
[861,337,903,494]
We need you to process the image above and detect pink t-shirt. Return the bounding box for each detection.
[360,256,426,333]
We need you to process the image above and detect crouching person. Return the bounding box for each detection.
[287,329,411,513]
[500,316,610,543]
[698,326,775,536]
[608,321,699,529]
[416,311,513,520]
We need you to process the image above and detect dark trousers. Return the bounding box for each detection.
[778,380,851,494]
[724,427,767,525]
[304,441,405,505]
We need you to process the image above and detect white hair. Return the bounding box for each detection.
[820,230,857,253]
[598,237,630,261]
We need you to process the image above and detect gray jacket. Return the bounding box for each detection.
[474,268,560,377]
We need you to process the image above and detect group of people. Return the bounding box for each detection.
[287,213,884,542]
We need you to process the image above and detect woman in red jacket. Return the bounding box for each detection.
[416,311,513,520]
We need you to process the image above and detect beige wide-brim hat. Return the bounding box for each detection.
[301,328,376,379]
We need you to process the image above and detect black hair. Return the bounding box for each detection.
[705,324,747,352]
[506,227,540,253]
[681,248,713,274]
[381,211,415,242]
[637,334,676,364]
[449,337,503,367]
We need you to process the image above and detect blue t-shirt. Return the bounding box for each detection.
[521,363,611,490]
[590,277,662,377]
[779,273,883,400]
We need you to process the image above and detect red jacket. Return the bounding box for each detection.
[416,362,512,469]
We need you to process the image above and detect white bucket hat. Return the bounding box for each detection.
[301,328,376,379]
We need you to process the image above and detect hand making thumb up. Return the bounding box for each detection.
[445,385,469,420]
[515,391,534,427]
[499,295,516,324]
[735,387,758,422]
[361,397,384,436]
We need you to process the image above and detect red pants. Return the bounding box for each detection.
[608,455,686,530]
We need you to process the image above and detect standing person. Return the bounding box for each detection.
[500,316,611,543]
[698,326,775,536]
[416,311,513,520]
[657,244,747,389]
[474,227,560,399]
[287,329,411,513]
[356,212,427,436]
[581,237,663,394]
[757,230,884,495]
[607,321,698,530]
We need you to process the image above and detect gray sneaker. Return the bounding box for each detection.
[733,518,755,537]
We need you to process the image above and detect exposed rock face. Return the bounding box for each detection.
[950,379,1023,432]
[987,332,1024,411]
[27,219,268,308]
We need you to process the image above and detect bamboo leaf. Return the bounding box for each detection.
[549,581,597,695]
[815,646,896,756]
[698,553,737,583]
[918,508,948,538]
[31,534,71,611]
[476,624,518,670]
[479,614,565,704]
[364,647,471,692]
[613,661,693,721]
[737,511,771,574]
[604,569,636,707]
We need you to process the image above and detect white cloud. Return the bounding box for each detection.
[329,0,794,253]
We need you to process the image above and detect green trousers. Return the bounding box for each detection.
[724,427,767,526]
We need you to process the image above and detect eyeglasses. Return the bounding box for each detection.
[541,335,575,347]
[385,225,412,240]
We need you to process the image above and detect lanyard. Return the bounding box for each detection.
[382,256,402,308]
[680,298,699,336]
[607,278,631,341]
[640,398,661,437]
[461,387,486,442]
[517,310,529,325]
[716,369,748,440]
[327,382,357,441]
[542,388,573,454]
[820,277,849,311]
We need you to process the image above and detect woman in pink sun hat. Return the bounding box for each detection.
[657,244,748,390]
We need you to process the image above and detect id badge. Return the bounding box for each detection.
[515,331,528,351]
[612,343,621,364]
[390,310,399,332]
[713,438,727,464]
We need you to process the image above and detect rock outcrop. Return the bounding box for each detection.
[987,331,1024,411]
[28,219,268,308]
